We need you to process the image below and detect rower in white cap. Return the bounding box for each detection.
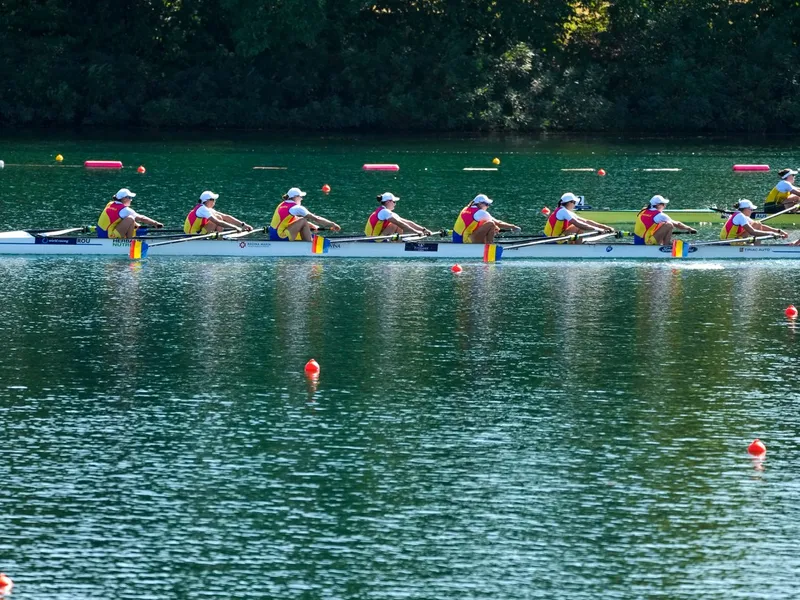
[764,168,800,213]
[633,195,696,245]
[269,187,341,241]
[97,188,163,239]
[184,191,252,235]
[720,199,787,243]
[544,193,613,241]
[452,194,520,243]
[364,192,431,239]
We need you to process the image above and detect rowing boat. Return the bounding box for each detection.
[2,230,800,260]
[564,208,800,225]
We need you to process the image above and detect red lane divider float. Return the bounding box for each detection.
[733,164,769,172]
[84,160,123,169]
[363,164,399,171]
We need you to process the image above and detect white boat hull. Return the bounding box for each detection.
[2,231,800,260]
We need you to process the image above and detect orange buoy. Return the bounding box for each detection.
[0,573,13,594]
[451,264,463,273]
[304,359,320,375]
[321,184,331,193]
[597,168,606,176]
[137,165,146,174]
[786,305,798,319]
[748,438,766,456]
[541,206,551,216]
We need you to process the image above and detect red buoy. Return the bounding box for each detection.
[597,169,606,176]
[321,184,331,193]
[786,305,798,319]
[541,207,551,216]
[137,165,146,174]
[304,359,320,376]
[451,264,463,273]
[0,573,13,594]
[748,438,766,456]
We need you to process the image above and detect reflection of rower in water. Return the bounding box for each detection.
[365,192,432,239]
[764,169,800,213]
[97,188,164,239]
[720,199,787,243]
[452,194,520,244]
[544,193,613,242]
[269,187,341,241]
[184,191,253,234]
[633,195,696,245]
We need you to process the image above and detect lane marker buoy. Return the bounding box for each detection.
[748,439,766,456]
[304,359,320,375]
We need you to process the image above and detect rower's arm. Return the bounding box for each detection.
[573,217,611,232]
[752,222,787,237]
[492,219,520,232]
[136,215,163,228]
[390,215,429,235]
[673,221,697,234]
[308,213,341,232]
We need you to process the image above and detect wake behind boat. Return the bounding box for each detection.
[3,229,800,261]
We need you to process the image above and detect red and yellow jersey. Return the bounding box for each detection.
[453,206,480,243]
[633,209,663,245]
[97,201,125,238]
[544,207,572,237]
[269,201,302,241]
[184,204,209,234]
[720,212,747,240]
[365,207,390,238]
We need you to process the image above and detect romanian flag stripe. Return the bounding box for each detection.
[483,243,500,263]
[311,235,329,254]
[129,240,145,259]
[671,239,688,258]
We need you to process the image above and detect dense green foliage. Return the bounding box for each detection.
[1,0,799,132]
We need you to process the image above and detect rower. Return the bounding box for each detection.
[720,199,787,243]
[365,192,432,240]
[184,191,252,235]
[633,195,696,245]
[764,169,800,213]
[97,188,163,239]
[544,193,613,241]
[452,194,520,244]
[269,187,341,241]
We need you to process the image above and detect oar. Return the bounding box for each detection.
[33,226,94,237]
[502,230,604,251]
[223,227,267,240]
[583,232,618,244]
[145,229,238,247]
[399,229,451,243]
[757,204,800,223]
[330,232,422,243]
[692,234,780,246]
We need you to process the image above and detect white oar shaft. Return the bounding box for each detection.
[694,234,777,247]
[147,230,237,247]
[223,228,264,240]
[504,230,602,250]
[39,227,84,237]
[758,205,798,223]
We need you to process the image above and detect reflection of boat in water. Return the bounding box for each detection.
[4,230,800,261]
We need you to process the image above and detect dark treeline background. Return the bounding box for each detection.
[2,0,799,132]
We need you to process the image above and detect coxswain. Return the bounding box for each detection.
[633,195,697,245]
[764,169,800,213]
[544,193,613,241]
[720,199,787,243]
[184,191,252,234]
[269,187,341,241]
[97,188,163,239]
[452,194,520,244]
[365,192,432,239]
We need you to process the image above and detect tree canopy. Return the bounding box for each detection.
[1,0,798,132]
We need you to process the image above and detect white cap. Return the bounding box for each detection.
[737,199,758,210]
[286,187,307,199]
[782,169,798,180]
[560,192,579,204]
[115,188,136,200]
[473,194,493,205]
[200,191,219,202]
[380,192,399,203]
[649,195,669,206]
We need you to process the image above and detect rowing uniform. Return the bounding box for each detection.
[97,201,138,238]
[269,201,309,241]
[633,209,671,245]
[453,206,490,243]
[544,206,576,238]
[764,180,793,213]
[365,206,394,238]
[184,203,213,234]
[720,211,749,240]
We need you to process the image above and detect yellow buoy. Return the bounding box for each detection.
[492,157,500,165]
[55,154,64,162]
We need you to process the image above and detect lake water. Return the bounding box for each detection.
[1,134,799,599]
